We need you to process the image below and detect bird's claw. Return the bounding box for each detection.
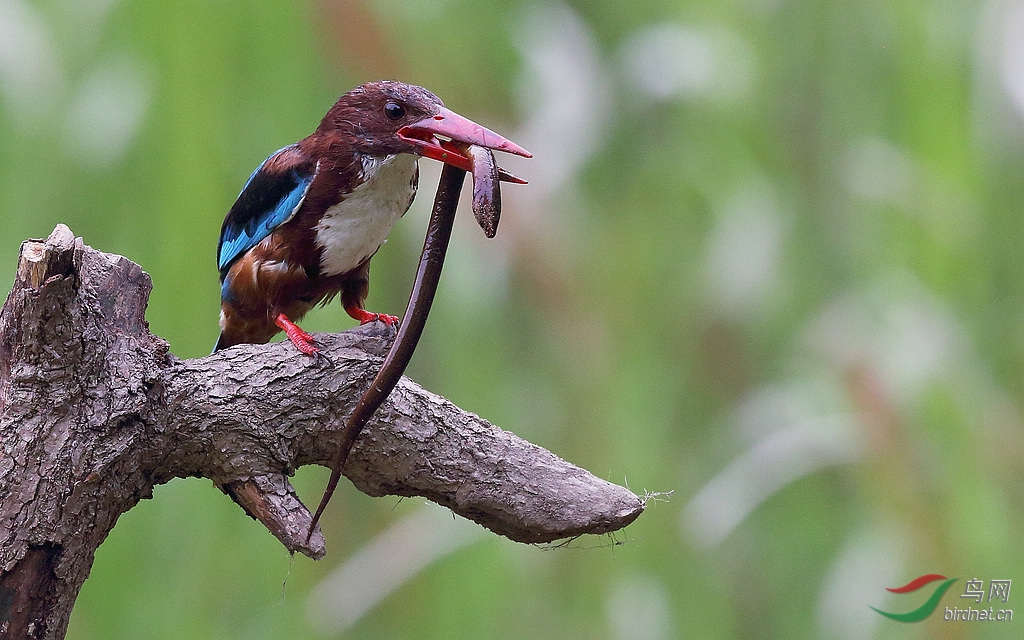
[347,306,399,327]
[310,346,334,367]
[364,312,399,327]
[288,333,333,366]
[274,313,323,358]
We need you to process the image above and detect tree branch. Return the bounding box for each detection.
[0,225,643,639]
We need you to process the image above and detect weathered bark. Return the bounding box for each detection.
[0,225,643,640]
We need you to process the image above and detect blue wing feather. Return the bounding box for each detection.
[217,145,316,275]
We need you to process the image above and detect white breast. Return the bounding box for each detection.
[315,154,418,276]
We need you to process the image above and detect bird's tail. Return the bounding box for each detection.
[212,333,229,354]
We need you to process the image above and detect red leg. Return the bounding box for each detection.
[274,313,319,355]
[344,304,399,326]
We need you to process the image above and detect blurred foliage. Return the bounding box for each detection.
[2,0,1024,638]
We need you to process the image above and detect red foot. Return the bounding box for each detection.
[274,313,319,355]
[345,306,399,326]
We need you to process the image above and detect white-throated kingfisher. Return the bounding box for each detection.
[213,81,530,355]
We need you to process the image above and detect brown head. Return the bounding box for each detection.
[316,80,531,167]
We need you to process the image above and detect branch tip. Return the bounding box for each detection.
[222,476,326,560]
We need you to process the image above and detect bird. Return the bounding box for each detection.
[213,81,531,356]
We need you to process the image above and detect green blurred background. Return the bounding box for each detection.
[2,0,1023,638]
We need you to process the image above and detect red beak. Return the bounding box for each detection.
[398,106,531,183]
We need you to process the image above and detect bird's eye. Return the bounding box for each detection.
[384,102,405,120]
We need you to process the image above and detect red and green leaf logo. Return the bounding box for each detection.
[872,574,958,622]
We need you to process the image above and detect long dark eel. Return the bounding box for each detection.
[308,148,503,539]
